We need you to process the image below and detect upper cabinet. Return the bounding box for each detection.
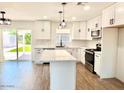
[115,3,124,25]
[34,21,51,39]
[92,16,102,31]
[86,15,102,40]
[86,20,92,40]
[102,3,124,27]
[72,21,86,40]
[102,4,115,27]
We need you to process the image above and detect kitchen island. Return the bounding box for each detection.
[41,50,77,90]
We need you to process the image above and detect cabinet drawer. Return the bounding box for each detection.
[95,55,101,61]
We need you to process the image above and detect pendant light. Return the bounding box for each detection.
[0,11,11,25]
[58,11,62,29]
[61,2,67,28]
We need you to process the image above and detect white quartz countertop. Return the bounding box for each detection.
[65,46,86,49]
[40,50,77,62]
[95,51,102,54]
[34,46,55,49]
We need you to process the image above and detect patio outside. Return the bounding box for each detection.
[3,29,31,61]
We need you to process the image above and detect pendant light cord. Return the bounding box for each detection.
[62,4,64,21]
[62,3,66,21]
[58,11,62,26]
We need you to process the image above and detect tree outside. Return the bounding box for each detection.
[25,33,31,45]
[9,32,31,52]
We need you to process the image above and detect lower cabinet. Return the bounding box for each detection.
[66,48,86,64]
[34,48,44,64]
[94,52,101,76]
[78,48,86,64]
[34,48,55,64]
[66,48,78,60]
[80,48,86,64]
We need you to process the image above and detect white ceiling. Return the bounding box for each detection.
[0,2,115,21]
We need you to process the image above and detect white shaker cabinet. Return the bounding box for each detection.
[102,3,124,27]
[115,3,124,25]
[92,16,102,30]
[102,4,115,27]
[86,20,92,40]
[86,16,102,40]
[34,21,51,39]
[66,47,86,64]
[78,48,86,64]
[72,22,80,40]
[67,48,79,60]
[80,22,87,39]
[72,22,86,40]
[94,52,101,76]
[34,48,44,64]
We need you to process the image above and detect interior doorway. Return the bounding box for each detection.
[2,29,32,61]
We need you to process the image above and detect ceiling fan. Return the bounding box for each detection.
[77,2,88,5]
[77,2,90,10]
[0,11,11,25]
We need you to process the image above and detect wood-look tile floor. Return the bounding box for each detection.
[0,62,124,90]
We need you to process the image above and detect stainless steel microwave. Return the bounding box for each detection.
[91,30,101,38]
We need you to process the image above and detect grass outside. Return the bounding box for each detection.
[9,45,31,52]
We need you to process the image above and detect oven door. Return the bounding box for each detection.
[85,51,94,65]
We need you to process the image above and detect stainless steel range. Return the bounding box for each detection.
[85,43,101,73]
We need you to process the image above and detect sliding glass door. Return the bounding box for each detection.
[2,29,31,61]
[18,30,31,61]
[3,29,17,60]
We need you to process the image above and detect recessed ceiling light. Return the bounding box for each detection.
[84,5,90,10]
[72,17,76,20]
[43,16,47,19]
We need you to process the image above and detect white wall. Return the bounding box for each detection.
[86,39,101,48]
[67,40,87,47]
[0,29,4,62]
[116,28,124,82]
[0,21,34,30]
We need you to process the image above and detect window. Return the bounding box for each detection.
[56,33,70,47]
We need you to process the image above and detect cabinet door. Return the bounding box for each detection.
[43,21,51,39]
[115,3,124,25]
[34,21,51,39]
[102,5,115,27]
[80,22,86,39]
[72,22,86,40]
[66,48,73,55]
[72,22,80,40]
[34,21,43,39]
[93,16,102,30]
[76,49,81,61]
[35,49,44,64]
[94,53,101,76]
[80,48,85,64]
[86,21,92,40]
